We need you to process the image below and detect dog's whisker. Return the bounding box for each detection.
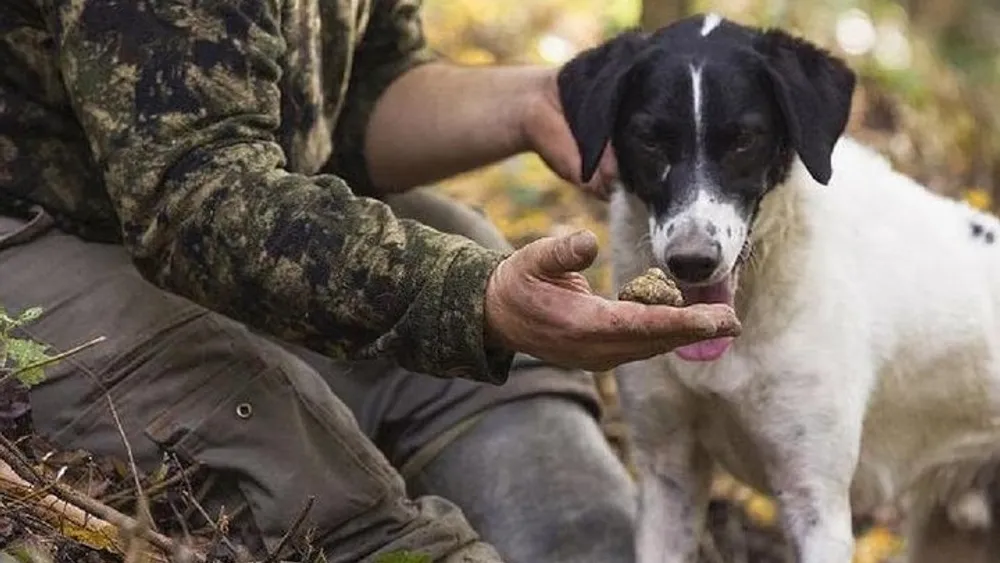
[632,232,653,256]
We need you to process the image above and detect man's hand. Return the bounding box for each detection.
[484,230,742,372]
[520,70,619,200]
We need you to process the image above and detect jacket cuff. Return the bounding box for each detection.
[430,245,515,383]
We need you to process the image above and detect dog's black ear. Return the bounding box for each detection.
[558,31,650,183]
[753,29,856,185]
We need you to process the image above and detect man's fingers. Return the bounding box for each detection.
[651,303,742,338]
[598,145,619,180]
[602,301,742,339]
[578,145,618,200]
[522,230,600,277]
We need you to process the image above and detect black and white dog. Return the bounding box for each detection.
[558,13,1000,563]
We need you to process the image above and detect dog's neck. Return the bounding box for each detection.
[734,154,821,320]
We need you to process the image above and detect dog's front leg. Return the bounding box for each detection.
[617,360,712,563]
[634,434,712,563]
[748,381,863,563]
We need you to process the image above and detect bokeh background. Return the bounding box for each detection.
[421,1,1000,561]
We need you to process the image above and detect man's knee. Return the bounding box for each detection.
[409,395,637,563]
[386,187,513,252]
[368,358,603,479]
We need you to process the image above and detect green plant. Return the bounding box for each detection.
[375,550,432,563]
[0,304,104,388]
[0,305,55,387]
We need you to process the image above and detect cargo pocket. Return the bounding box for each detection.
[0,205,55,251]
[144,338,403,553]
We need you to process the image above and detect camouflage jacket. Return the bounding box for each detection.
[0,0,515,383]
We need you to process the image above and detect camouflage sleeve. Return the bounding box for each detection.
[324,0,440,195]
[48,0,515,383]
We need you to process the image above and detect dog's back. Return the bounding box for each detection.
[808,138,1000,505]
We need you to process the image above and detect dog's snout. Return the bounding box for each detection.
[667,251,720,284]
[664,236,722,284]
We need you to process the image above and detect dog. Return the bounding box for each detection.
[557,13,1000,563]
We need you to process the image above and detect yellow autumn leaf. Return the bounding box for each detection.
[853,526,905,563]
[453,46,497,65]
[744,494,778,526]
[964,187,993,211]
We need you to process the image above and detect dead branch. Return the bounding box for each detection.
[0,452,206,562]
[262,495,315,563]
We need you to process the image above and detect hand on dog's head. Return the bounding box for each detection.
[556,14,857,188]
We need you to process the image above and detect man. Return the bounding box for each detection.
[0,0,739,561]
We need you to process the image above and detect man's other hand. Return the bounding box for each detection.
[520,70,619,201]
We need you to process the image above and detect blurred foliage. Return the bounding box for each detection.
[422,1,998,561]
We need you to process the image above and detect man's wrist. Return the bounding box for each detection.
[482,258,514,353]
[512,66,560,156]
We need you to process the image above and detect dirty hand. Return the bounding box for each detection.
[521,70,619,200]
[484,230,742,372]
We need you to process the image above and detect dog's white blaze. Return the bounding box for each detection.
[690,64,707,187]
[690,64,704,145]
[660,164,671,181]
[700,13,723,36]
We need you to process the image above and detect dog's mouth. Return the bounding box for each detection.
[673,271,738,363]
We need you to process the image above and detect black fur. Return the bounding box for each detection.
[752,29,856,184]
[556,29,651,182]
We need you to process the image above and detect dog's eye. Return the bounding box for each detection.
[733,128,762,153]
[638,137,661,152]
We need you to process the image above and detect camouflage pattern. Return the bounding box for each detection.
[0,0,516,383]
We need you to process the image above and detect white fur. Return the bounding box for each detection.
[690,65,704,150]
[611,137,1000,563]
[700,13,723,37]
[660,164,672,181]
[652,190,746,279]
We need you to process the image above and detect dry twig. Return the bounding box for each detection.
[262,495,316,563]
[0,444,206,562]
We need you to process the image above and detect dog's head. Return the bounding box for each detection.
[559,14,855,349]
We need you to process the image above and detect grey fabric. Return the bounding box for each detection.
[408,396,638,563]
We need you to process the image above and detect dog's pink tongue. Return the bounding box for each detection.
[674,279,735,362]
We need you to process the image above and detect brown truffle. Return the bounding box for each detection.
[618,268,684,307]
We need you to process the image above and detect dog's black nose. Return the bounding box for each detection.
[666,249,720,284]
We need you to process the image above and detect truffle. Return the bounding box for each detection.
[618,268,684,307]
